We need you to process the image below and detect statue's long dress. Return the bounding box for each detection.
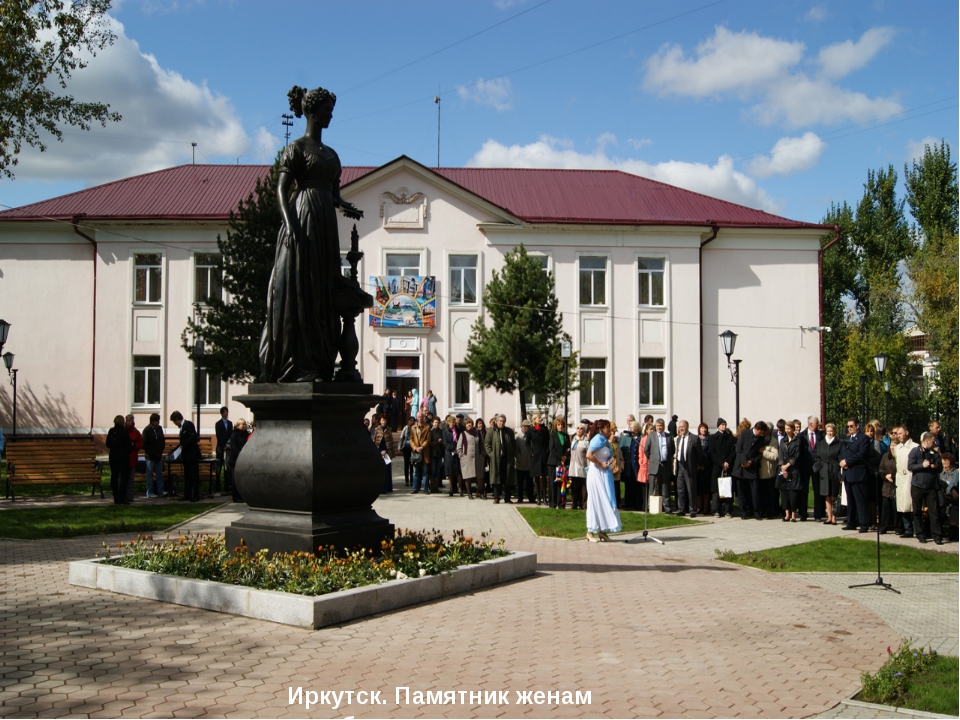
[259,138,343,383]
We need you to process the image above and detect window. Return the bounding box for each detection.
[133,355,161,405]
[579,256,606,305]
[340,253,352,279]
[532,255,550,279]
[449,255,477,305]
[386,253,420,277]
[579,358,607,407]
[134,254,162,303]
[454,364,471,406]
[638,258,665,306]
[194,253,222,304]
[195,367,222,406]
[638,358,665,407]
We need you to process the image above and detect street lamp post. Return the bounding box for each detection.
[874,352,888,429]
[560,341,571,430]
[193,340,205,439]
[3,352,17,436]
[719,330,741,424]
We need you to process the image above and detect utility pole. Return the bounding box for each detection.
[282,113,294,147]
[434,95,440,168]
[191,142,197,164]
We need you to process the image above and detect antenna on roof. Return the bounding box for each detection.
[434,93,440,168]
[191,142,197,165]
[282,113,294,147]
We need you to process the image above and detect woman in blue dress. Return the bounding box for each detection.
[585,419,622,542]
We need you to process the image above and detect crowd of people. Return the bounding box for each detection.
[369,394,959,546]
[105,407,252,506]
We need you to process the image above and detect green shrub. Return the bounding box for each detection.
[859,640,938,706]
[714,548,786,569]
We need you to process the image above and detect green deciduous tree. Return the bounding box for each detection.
[182,161,279,382]
[904,140,959,247]
[0,0,121,178]
[465,245,580,421]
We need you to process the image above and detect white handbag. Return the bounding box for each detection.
[718,476,732,499]
[648,494,662,514]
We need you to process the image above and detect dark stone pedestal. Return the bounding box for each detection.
[224,382,394,556]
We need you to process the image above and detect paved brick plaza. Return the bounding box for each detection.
[1,487,956,719]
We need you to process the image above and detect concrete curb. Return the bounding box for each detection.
[69,551,537,629]
[839,697,955,718]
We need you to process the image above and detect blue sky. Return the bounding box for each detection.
[5,0,957,223]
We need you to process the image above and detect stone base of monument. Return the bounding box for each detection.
[69,552,537,629]
[223,382,393,556]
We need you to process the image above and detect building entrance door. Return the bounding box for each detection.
[386,355,420,419]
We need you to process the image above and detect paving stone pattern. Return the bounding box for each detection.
[1,475,954,719]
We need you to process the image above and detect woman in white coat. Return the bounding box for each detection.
[456,417,486,500]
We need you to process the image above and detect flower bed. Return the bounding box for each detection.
[98,528,508,597]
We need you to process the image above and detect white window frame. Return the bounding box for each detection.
[193,252,223,305]
[133,252,163,305]
[637,256,667,308]
[638,357,666,408]
[195,365,223,408]
[453,363,472,408]
[527,252,553,282]
[577,253,608,307]
[579,357,607,408]
[340,252,352,279]
[132,355,162,407]
[448,254,478,306]
[384,250,423,278]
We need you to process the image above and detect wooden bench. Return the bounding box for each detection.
[161,436,220,497]
[5,436,103,501]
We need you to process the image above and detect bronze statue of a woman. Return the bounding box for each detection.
[258,85,363,383]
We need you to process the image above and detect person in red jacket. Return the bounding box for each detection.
[124,414,144,503]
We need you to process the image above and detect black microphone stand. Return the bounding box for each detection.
[848,470,899,594]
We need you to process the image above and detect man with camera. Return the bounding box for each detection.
[907,432,944,544]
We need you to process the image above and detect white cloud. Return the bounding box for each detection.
[627,137,652,149]
[906,136,940,163]
[466,134,780,212]
[13,15,279,183]
[816,27,895,79]
[746,132,826,177]
[644,27,805,98]
[456,77,513,111]
[642,25,901,128]
[805,6,827,22]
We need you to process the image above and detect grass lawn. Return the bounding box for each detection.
[518,506,699,539]
[0,502,222,540]
[716,537,959,573]
[894,654,959,715]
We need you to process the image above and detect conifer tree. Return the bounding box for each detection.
[181,160,280,382]
[464,245,580,420]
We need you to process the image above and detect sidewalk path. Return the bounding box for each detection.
[0,479,955,719]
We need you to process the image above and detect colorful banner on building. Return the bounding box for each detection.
[368,276,436,328]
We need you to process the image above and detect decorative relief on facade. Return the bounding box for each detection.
[380,187,428,229]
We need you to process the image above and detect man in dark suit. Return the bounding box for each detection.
[171,410,201,502]
[839,417,872,532]
[644,418,675,513]
[673,420,702,517]
[734,421,767,520]
[798,415,825,521]
[214,406,233,495]
[710,418,736,517]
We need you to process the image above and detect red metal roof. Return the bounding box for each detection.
[0,159,827,230]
